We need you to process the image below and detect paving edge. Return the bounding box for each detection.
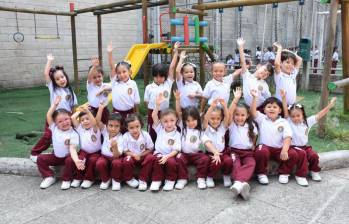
[0,150,348,178]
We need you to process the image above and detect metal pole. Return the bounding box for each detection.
[342,1,349,112]
[97,15,103,67]
[261,5,267,52]
[70,15,79,92]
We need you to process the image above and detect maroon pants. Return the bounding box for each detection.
[95,155,123,182]
[228,148,256,182]
[37,153,73,181]
[147,109,161,142]
[254,144,299,175]
[331,61,338,74]
[67,150,100,181]
[31,120,52,156]
[207,150,233,177]
[176,152,210,179]
[113,108,134,119]
[293,145,320,172]
[151,154,177,181]
[313,59,318,74]
[122,153,155,182]
[90,106,109,125]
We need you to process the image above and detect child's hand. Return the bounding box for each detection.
[236,37,245,47]
[211,98,220,108]
[329,97,337,107]
[75,159,85,170]
[211,152,221,165]
[99,101,108,109]
[180,50,187,59]
[173,89,180,100]
[280,89,286,99]
[156,93,165,107]
[233,87,242,99]
[80,105,89,113]
[107,41,113,53]
[159,155,168,164]
[47,53,54,62]
[273,42,282,50]
[110,139,118,150]
[218,99,227,107]
[250,89,258,98]
[91,56,99,67]
[53,96,61,107]
[133,154,141,161]
[173,41,180,51]
[280,150,289,161]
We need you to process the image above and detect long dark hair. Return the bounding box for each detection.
[288,103,308,127]
[181,106,202,139]
[49,66,75,109]
[180,63,197,85]
[115,61,131,82]
[125,113,144,129]
[235,103,258,143]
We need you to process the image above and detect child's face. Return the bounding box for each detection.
[116,65,131,82]
[107,120,121,137]
[209,110,222,129]
[154,75,165,85]
[212,63,226,82]
[161,113,177,132]
[290,108,304,124]
[92,72,103,86]
[182,66,195,82]
[55,113,71,131]
[234,107,248,126]
[127,120,141,139]
[281,58,295,75]
[80,114,92,129]
[264,103,282,121]
[186,116,198,129]
[255,65,270,80]
[53,71,67,88]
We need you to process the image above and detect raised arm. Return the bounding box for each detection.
[107,41,116,79]
[176,50,187,81]
[228,87,242,124]
[96,102,108,130]
[44,54,54,83]
[203,99,218,129]
[316,97,336,121]
[250,89,258,119]
[273,42,282,74]
[237,38,247,74]
[46,96,61,126]
[81,106,98,131]
[173,89,182,119]
[71,111,81,128]
[219,99,230,128]
[87,56,100,84]
[168,42,180,81]
[280,89,289,119]
[152,93,165,126]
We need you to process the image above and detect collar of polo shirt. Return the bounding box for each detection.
[212,78,223,85]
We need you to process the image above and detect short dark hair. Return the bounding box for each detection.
[108,112,124,129]
[261,97,284,117]
[125,113,144,128]
[259,62,274,76]
[52,108,70,122]
[281,51,297,64]
[152,63,168,79]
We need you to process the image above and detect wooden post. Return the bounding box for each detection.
[70,15,79,92]
[342,1,349,113]
[97,15,103,67]
[301,61,309,90]
[192,0,298,10]
[169,0,177,80]
[198,0,206,87]
[142,0,150,85]
[317,0,339,138]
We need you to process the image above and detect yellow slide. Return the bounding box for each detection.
[125,43,168,79]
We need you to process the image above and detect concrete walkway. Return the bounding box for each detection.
[0,168,348,224]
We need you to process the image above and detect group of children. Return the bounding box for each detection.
[30,39,336,201]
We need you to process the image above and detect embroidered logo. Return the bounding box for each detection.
[258,85,263,91]
[127,87,133,95]
[103,91,109,97]
[64,139,70,146]
[65,94,71,101]
[91,135,97,142]
[140,143,145,151]
[163,90,169,98]
[168,139,175,146]
[190,135,197,143]
[277,126,284,132]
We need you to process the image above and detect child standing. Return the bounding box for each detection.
[37,96,84,190]
[273,43,303,105]
[95,103,124,191]
[149,94,181,191]
[31,54,78,162]
[144,42,180,141]
[122,114,155,191]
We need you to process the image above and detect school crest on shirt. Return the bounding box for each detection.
[168,139,175,146]
[103,91,109,97]
[277,126,284,132]
[163,90,169,98]
[91,134,97,142]
[64,139,70,145]
[140,143,145,151]
[190,135,197,143]
[258,85,263,91]
[65,94,72,101]
[127,87,133,95]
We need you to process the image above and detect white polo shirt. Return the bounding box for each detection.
[47,81,78,113]
[176,77,203,108]
[288,115,317,146]
[202,124,227,153]
[49,124,79,158]
[153,122,181,155]
[242,71,271,107]
[274,69,298,105]
[122,130,154,155]
[202,74,234,105]
[180,127,204,154]
[77,125,101,154]
[254,111,292,148]
[228,122,258,150]
[101,128,124,157]
[111,77,140,111]
[144,79,174,110]
[332,52,339,61]
[87,82,110,108]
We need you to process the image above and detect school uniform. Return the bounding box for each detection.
[122,131,155,182]
[95,128,124,182]
[312,50,319,73]
[202,74,234,106]
[31,81,78,156]
[37,123,79,181]
[202,124,233,178]
[87,82,110,124]
[176,77,203,108]
[289,116,320,173]
[150,122,180,181]
[144,79,174,142]
[227,122,257,182]
[274,68,298,105]
[332,52,339,74]
[176,122,210,180]
[242,70,271,107]
[111,77,140,119]
[254,111,302,176]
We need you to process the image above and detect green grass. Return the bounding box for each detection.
[0,80,348,158]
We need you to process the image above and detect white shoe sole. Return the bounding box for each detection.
[240,184,250,200]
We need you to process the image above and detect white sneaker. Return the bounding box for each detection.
[81,180,94,189]
[295,176,309,187]
[197,178,207,189]
[163,180,175,191]
[126,178,139,188]
[257,174,269,185]
[61,181,71,190]
[240,182,251,200]
[138,180,148,191]
[30,155,38,163]
[40,177,56,189]
[70,179,82,188]
[310,171,322,182]
[206,177,215,188]
[175,179,188,190]
[99,179,111,190]
[149,181,162,191]
[112,180,121,191]
[230,181,242,199]
[223,175,232,187]
[279,174,289,184]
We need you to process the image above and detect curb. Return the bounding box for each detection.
[0,150,349,178]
